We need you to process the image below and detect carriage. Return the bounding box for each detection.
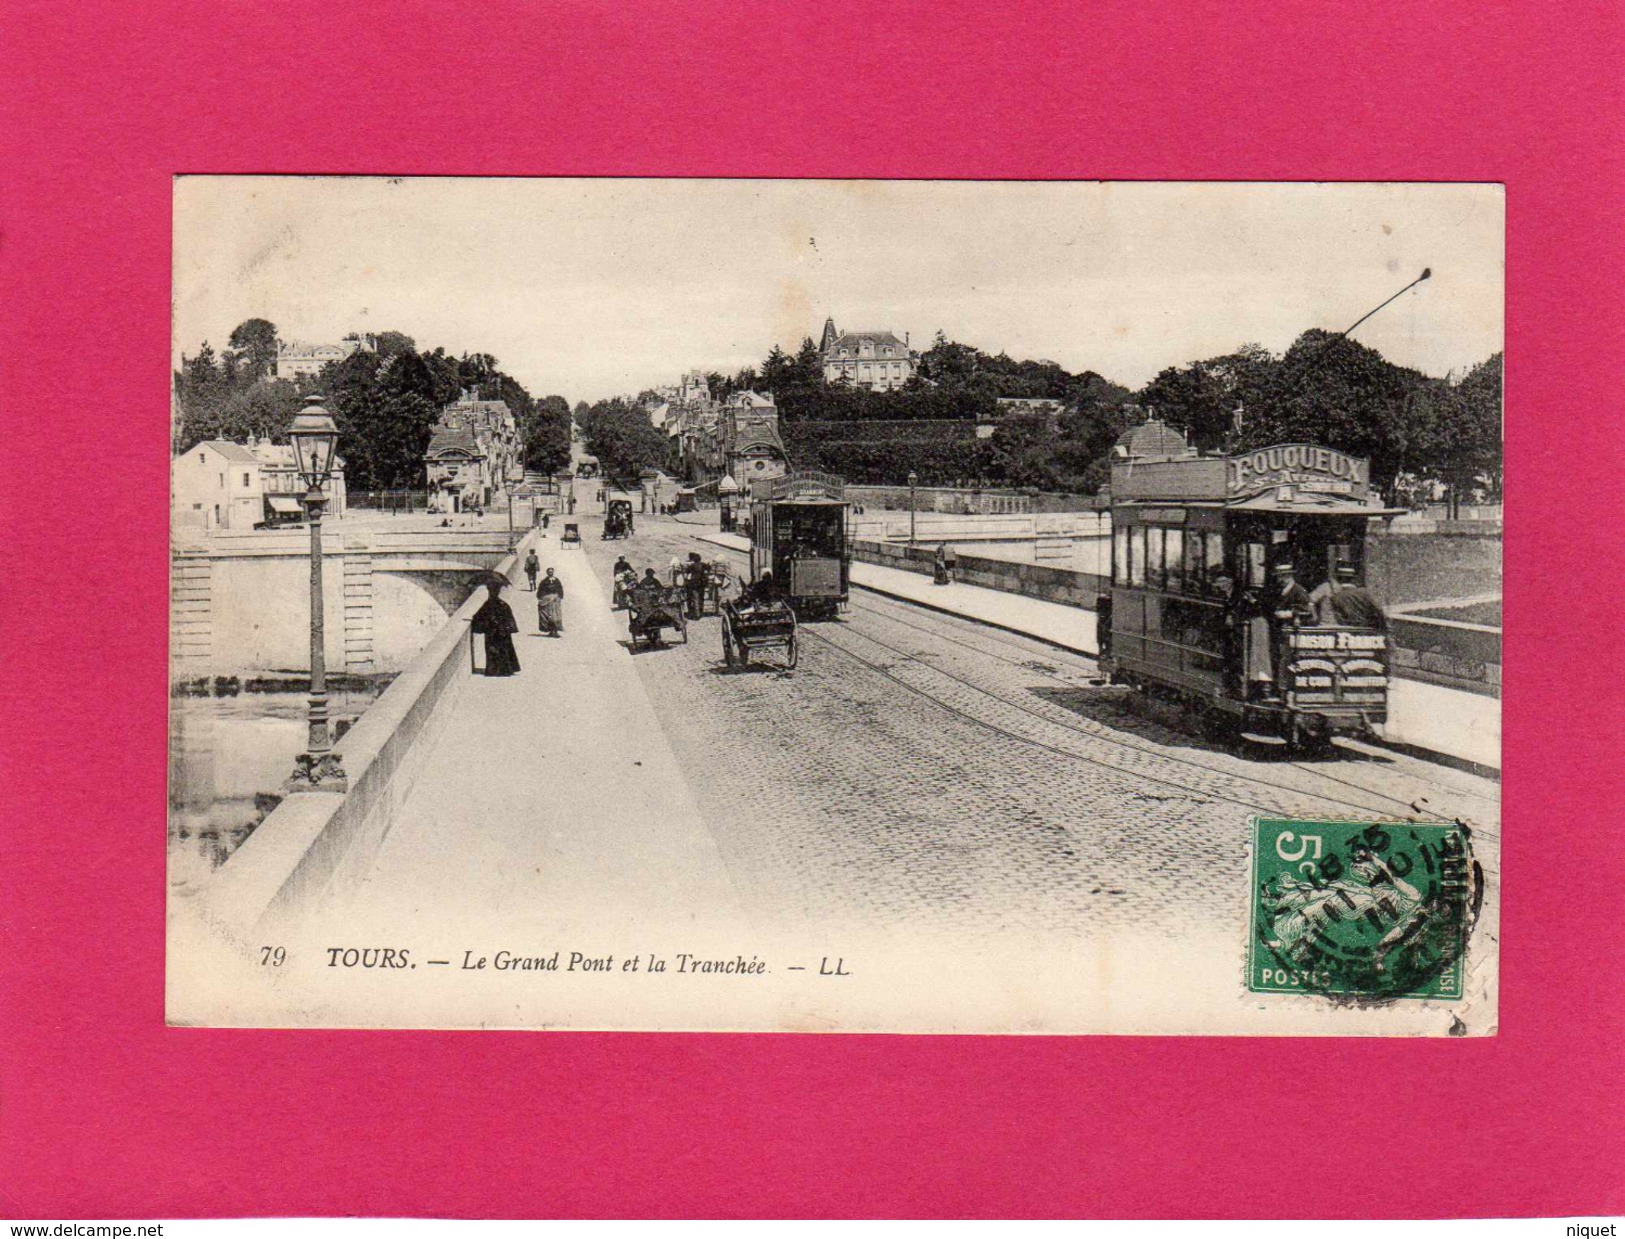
[722,596,798,670]
[560,522,581,547]
[748,471,850,621]
[1097,423,1404,752]
[626,581,688,650]
[603,498,635,540]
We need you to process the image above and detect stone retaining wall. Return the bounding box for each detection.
[1388,614,1502,697]
[854,539,1108,607]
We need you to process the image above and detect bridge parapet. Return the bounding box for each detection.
[192,530,540,938]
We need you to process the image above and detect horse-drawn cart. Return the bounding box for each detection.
[627,582,688,651]
[722,598,798,670]
[560,522,582,547]
[696,562,733,618]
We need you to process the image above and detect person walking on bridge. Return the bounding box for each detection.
[523,548,540,592]
[471,580,521,676]
[536,567,565,637]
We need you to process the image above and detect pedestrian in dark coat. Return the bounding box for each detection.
[523,549,540,591]
[471,582,521,675]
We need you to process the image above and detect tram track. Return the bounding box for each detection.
[844,592,1500,829]
[800,616,1476,825]
[639,523,1499,833]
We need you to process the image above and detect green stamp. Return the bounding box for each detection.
[1249,818,1479,1001]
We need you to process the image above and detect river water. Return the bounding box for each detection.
[167,684,384,896]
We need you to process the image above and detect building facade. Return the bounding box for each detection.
[819,317,918,391]
[172,438,349,531]
[172,441,265,531]
[274,335,374,380]
[424,391,521,513]
[246,435,346,522]
[721,390,788,486]
[424,427,489,513]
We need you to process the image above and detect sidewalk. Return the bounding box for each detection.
[699,531,1498,772]
[342,528,741,932]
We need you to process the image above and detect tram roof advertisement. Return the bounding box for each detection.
[1113,442,1373,506]
[1227,443,1369,499]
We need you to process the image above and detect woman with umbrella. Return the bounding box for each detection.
[471,574,521,676]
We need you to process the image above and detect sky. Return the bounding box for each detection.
[173,178,1504,403]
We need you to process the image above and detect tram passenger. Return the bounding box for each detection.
[1313,562,1388,630]
[1269,560,1315,624]
[1239,584,1275,700]
[1251,561,1313,701]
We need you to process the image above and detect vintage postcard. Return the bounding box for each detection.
[167,177,1502,1033]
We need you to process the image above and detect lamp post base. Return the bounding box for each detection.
[284,751,348,794]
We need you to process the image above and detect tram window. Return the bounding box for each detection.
[1129,526,1145,586]
[1163,597,1226,659]
[1146,527,1164,589]
[1184,533,1204,593]
[1205,533,1225,593]
[1244,541,1266,589]
[1164,528,1184,593]
[1114,525,1129,585]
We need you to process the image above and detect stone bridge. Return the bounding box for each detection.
[170,525,520,676]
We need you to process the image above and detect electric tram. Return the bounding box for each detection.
[1097,422,1404,751]
[748,471,851,620]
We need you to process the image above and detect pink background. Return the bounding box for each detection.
[2,0,1621,1218]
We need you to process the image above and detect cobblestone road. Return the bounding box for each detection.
[584,514,1501,940]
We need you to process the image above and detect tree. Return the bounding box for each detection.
[1137,344,1271,452]
[575,398,669,480]
[522,394,573,474]
[226,318,279,381]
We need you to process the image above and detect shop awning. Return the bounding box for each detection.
[265,495,303,514]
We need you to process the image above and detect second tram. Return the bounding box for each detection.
[749,471,851,620]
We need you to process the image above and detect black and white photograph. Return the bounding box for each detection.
[167,177,1502,1033]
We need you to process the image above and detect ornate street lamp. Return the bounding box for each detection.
[286,395,346,793]
[908,470,919,546]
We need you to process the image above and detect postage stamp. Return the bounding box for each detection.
[1249,817,1480,1001]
